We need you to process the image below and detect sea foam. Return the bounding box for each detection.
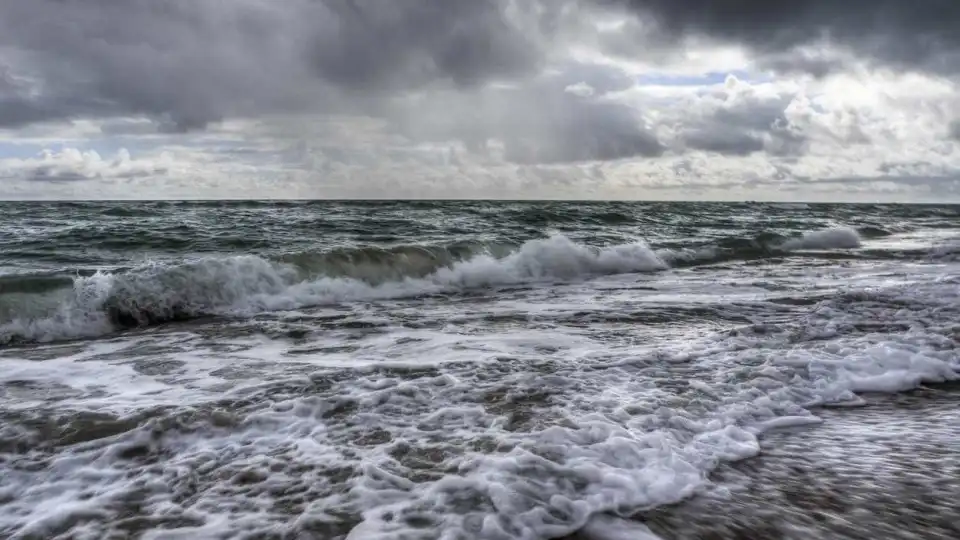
[1,268,957,540]
[0,229,863,344]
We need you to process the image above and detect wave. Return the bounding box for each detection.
[506,207,637,226]
[278,242,507,282]
[856,225,894,239]
[779,227,862,250]
[0,229,865,344]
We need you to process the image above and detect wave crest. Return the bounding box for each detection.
[0,229,863,344]
[780,227,862,250]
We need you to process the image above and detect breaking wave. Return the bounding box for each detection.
[1,229,864,344]
[780,227,862,250]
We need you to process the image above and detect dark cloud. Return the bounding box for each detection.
[602,0,960,74]
[24,168,157,182]
[309,1,538,90]
[684,130,763,156]
[19,165,156,183]
[508,64,664,163]
[500,97,665,163]
[679,88,808,156]
[758,51,850,78]
[950,120,960,141]
[493,71,665,164]
[23,170,89,183]
[0,94,118,128]
[0,0,543,129]
[1,0,957,167]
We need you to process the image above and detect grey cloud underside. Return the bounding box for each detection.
[1,0,959,165]
[680,93,809,157]
[604,0,960,74]
[1,0,664,163]
[0,0,538,127]
[950,121,960,141]
[683,131,763,157]
[22,170,89,183]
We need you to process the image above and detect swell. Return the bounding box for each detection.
[0,228,866,344]
[0,273,76,295]
[504,207,637,226]
[278,241,514,282]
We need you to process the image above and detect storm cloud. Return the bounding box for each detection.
[0,0,545,127]
[1,0,662,163]
[1,0,959,167]
[604,0,960,74]
[680,92,807,157]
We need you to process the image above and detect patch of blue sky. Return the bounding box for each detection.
[636,70,771,86]
[0,133,244,160]
[0,138,133,159]
[0,141,49,159]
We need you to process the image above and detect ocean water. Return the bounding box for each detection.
[0,200,958,540]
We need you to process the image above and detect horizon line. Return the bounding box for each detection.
[0,198,957,205]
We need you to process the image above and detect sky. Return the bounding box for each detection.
[1,0,960,201]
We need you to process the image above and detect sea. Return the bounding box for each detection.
[0,200,958,540]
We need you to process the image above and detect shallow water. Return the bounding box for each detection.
[1,201,958,539]
[635,384,960,539]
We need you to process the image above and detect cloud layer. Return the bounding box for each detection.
[1,0,959,199]
[5,1,958,127]
[1,1,548,128]
[608,1,960,74]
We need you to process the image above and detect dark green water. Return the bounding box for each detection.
[2,201,954,273]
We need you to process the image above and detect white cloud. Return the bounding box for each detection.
[0,145,297,200]
[3,147,168,181]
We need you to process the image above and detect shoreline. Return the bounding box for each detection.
[571,382,960,540]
